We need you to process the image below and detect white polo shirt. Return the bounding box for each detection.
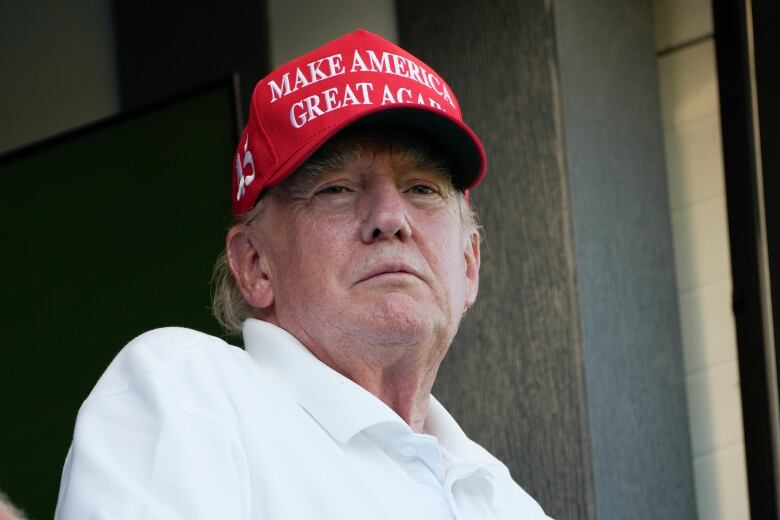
[56,319,550,519]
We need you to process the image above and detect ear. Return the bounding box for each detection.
[226,224,274,310]
[463,229,481,308]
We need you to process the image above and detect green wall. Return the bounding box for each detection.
[0,83,235,519]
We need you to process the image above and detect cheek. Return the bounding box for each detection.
[443,248,468,299]
[273,225,351,298]
[425,225,469,295]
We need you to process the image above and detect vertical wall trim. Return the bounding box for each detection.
[744,3,780,500]
[712,0,780,515]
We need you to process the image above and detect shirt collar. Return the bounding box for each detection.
[242,318,500,475]
[242,319,501,505]
[425,395,500,506]
[242,318,407,444]
[424,394,499,467]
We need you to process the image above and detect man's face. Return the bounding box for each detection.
[248,141,480,363]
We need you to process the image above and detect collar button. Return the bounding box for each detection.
[399,443,417,458]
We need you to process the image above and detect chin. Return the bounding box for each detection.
[355,294,440,345]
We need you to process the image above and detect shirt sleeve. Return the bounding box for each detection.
[55,334,250,520]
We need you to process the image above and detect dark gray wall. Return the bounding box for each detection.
[397,1,696,518]
[397,1,595,518]
[554,1,697,518]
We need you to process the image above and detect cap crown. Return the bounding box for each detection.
[232,29,484,216]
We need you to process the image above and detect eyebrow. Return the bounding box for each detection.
[281,149,361,198]
[283,145,455,197]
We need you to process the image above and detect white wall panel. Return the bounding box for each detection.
[654,0,713,51]
[693,445,751,520]
[655,0,749,517]
[671,198,733,292]
[664,114,725,211]
[679,280,738,373]
[658,41,719,129]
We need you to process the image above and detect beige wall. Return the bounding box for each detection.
[267,0,397,67]
[0,1,119,155]
[0,0,397,156]
[654,0,751,518]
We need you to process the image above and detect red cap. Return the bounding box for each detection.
[232,29,486,216]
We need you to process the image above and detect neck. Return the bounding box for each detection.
[306,338,447,433]
[351,359,440,432]
[261,311,453,433]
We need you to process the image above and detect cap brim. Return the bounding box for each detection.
[344,107,486,190]
[264,104,486,192]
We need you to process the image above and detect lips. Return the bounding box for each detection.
[355,261,423,285]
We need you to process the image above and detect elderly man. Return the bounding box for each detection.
[56,30,550,519]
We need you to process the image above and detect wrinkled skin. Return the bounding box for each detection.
[227,147,480,431]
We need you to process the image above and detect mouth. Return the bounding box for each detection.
[355,261,423,285]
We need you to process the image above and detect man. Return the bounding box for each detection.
[56,30,551,519]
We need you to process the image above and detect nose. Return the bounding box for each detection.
[359,180,412,243]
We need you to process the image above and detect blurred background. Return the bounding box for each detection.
[0,0,777,519]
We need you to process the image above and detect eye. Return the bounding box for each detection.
[316,185,350,195]
[407,185,437,195]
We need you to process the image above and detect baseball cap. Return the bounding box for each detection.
[232,29,486,216]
